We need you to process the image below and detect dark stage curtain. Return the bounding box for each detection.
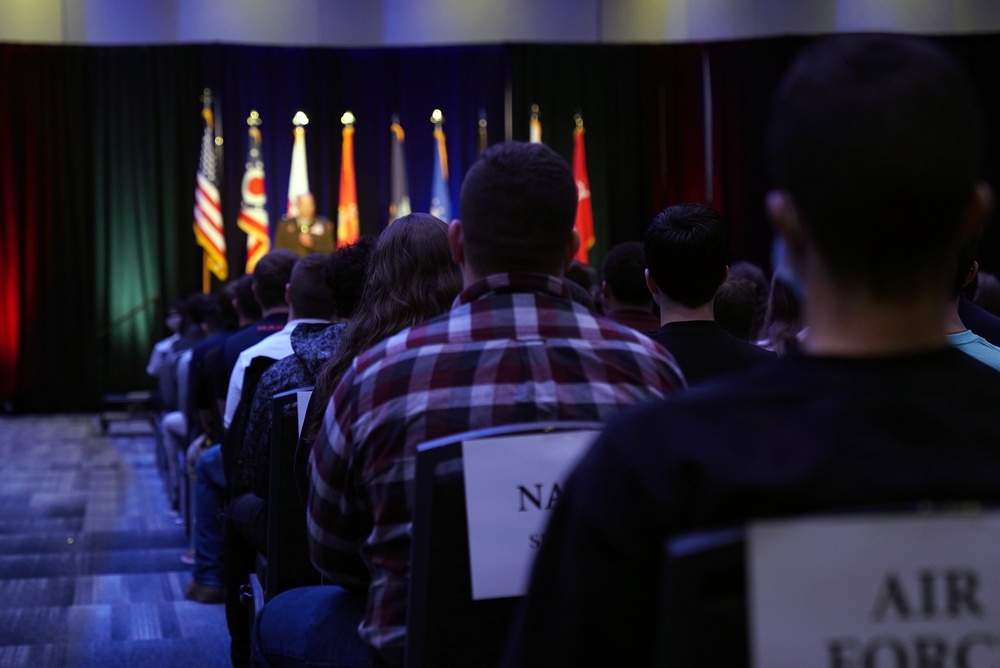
[3,36,1000,411]
[0,43,509,411]
[510,43,707,270]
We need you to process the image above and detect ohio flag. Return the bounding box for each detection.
[238,122,269,273]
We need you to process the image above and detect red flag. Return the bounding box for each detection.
[338,121,359,246]
[573,123,595,264]
[193,93,227,281]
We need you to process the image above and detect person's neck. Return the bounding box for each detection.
[605,296,653,316]
[261,306,290,319]
[657,299,713,326]
[943,298,968,335]
[801,274,948,356]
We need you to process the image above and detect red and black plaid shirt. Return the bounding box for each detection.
[308,272,684,661]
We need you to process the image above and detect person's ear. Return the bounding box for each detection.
[644,268,660,297]
[448,220,465,266]
[284,283,291,306]
[964,259,980,289]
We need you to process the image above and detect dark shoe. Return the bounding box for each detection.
[184,580,224,604]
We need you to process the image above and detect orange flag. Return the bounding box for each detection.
[337,120,359,246]
[573,121,595,264]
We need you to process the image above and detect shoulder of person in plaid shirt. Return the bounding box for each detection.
[307,271,684,659]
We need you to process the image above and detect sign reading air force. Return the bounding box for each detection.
[749,511,1000,668]
[461,429,599,600]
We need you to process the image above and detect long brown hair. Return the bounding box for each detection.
[304,213,463,443]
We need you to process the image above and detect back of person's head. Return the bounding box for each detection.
[289,253,336,320]
[233,274,262,322]
[459,141,578,277]
[306,213,463,445]
[714,277,759,341]
[768,34,983,295]
[644,203,730,308]
[602,242,651,308]
[164,299,185,334]
[974,271,1000,317]
[184,292,217,328]
[761,274,803,355]
[728,260,769,341]
[252,248,298,310]
[214,281,241,332]
[566,261,597,294]
[326,236,376,321]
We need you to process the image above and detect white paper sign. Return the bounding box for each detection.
[749,512,1000,668]
[461,429,598,600]
[296,390,312,437]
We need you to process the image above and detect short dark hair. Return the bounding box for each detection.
[602,242,651,307]
[233,274,262,322]
[326,236,376,320]
[459,141,577,276]
[768,34,983,295]
[644,203,729,308]
[184,292,217,326]
[214,281,240,331]
[714,277,758,341]
[251,249,297,310]
[728,261,769,341]
[289,253,335,320]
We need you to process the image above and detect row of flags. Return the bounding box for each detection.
[192,95,596,284]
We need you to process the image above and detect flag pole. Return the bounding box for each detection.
[202,253,210,294]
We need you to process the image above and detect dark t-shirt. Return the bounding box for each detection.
[959,294,1000,346]
[504,348,1000,667]
[649,319,775,385]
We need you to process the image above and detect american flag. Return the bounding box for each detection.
[193,91,227,281]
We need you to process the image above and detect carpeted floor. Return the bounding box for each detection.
[0,414,230,667]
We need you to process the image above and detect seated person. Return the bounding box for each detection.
[253,142,685,667]
[600,241,659,333]
[215,250,296,421]
[504,34,1000,667]
[236,237,375,512]
[713,276,760,341]
[728,259,769,341]
[945,231,1000,370]
[645,203,774,384]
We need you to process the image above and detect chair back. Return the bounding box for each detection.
[657,509,1000,667]
[264,387,320,600]
[405,421,602,668]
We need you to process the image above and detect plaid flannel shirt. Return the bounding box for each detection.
[308,272,684,661]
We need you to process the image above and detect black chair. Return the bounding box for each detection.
[655,509,1000,667]
[263,387,321,600]
[656,526,748,667]
[405,421,602,668]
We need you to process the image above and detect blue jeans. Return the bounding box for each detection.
[251,586,382,667]
[193,444,225,587]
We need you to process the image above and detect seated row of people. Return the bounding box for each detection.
[145,32,1000,668]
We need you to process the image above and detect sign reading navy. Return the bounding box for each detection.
[461,429,599,600]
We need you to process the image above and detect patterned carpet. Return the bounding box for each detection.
[0,415,230,667]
